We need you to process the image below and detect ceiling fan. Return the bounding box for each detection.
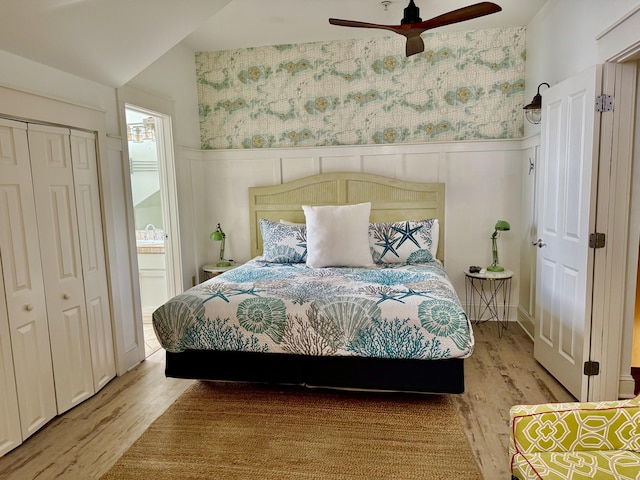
[329,1,502,57]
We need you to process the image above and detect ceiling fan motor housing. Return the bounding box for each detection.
[401,0,422,24]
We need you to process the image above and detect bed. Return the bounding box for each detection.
[153,172,473,393]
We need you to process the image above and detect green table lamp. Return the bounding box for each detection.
[210,223,232,267]
[487,220,510,272]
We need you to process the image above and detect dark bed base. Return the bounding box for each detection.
[165,350,465,394]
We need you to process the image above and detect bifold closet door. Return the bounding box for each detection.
[70,129,116,391]
[0,119,57,440]
[28,124,95,414]
[0,268,21,456]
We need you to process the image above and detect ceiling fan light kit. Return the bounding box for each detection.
[329,1,502,57]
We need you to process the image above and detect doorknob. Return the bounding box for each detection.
[532,239,547,248]
[63,292,71,299]
[25,304,33,311]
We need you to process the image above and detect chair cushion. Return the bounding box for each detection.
[512,450,640,480]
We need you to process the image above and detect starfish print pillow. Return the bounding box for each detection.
[369,219,438,264]
[258,218,307,263]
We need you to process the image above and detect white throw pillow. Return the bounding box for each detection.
[302,202,374,268]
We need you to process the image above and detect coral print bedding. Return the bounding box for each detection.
[153,258,474,361]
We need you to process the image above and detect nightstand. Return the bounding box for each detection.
[202,263,239,281]
[464,268,513,337]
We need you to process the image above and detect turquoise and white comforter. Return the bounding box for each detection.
[153,258,474,360]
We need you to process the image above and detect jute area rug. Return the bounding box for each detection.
[101,381,482,480]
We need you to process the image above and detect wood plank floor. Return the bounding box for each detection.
[0,322,574,480]
[453,321,575,477]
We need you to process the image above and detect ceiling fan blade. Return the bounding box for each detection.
[328,18,399,34]
[329,18,431,41]
[414,2,502,31]
[405,35,425,56]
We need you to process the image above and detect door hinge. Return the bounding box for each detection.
[589,232,606,249]
[595,94,614,113]
[584,361,600,376]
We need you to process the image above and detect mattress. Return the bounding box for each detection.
[153,258,474,360]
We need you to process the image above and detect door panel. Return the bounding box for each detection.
[534,65,601,401]
[61,305,93,404]
[0,118,56,439]
[70,129,116,390]
[0,243,22,455]
[559,266,579,360]
[538,258,556,343]
[28,124,95,413]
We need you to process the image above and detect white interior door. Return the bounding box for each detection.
[70,129,116,391]
[534,65,602,401]
[0,259,21,455]
[0,118,57,438]
[28,124,95,413]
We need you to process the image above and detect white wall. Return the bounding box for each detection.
[125,43,205,289]
[125,43,201,149]
[0,50,118,129]
[197,141,523,313]
[123,33,530,317]
[524,0,640,138]
[126,41,530,298]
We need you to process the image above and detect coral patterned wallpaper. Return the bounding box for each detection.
[196,27,526,150]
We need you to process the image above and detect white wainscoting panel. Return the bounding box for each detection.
[197,140,523,317]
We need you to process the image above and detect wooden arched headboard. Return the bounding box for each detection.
[248,172,445,262]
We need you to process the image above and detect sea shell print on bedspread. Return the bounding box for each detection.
[152,259,474,360]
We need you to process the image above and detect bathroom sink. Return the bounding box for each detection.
[137,239,164,246]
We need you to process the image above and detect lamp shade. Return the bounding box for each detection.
[210,230,224,241]
[494,220,511,231]
[524,108,542,125]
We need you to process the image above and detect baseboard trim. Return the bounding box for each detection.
[516,307,535,340]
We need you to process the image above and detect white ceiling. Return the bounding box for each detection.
[0,0,231,87]
[0,0,547,87]
[183,0,547,52]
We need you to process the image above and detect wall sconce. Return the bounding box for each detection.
[210,223,232,267]
[523,82,550,125]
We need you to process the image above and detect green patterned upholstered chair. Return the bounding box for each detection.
[509,396,640,479]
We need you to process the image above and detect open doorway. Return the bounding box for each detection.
[125,105,180,357]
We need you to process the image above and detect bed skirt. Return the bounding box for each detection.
[165,350,465,394]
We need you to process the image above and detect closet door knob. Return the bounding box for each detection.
[25,304,33,311]
[63,293,71,299]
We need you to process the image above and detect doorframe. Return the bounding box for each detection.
[607,62,640,399]
[116,86,183,361]
[125,104,183,301]
[594,9,640,399]
[589,62,637,400]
